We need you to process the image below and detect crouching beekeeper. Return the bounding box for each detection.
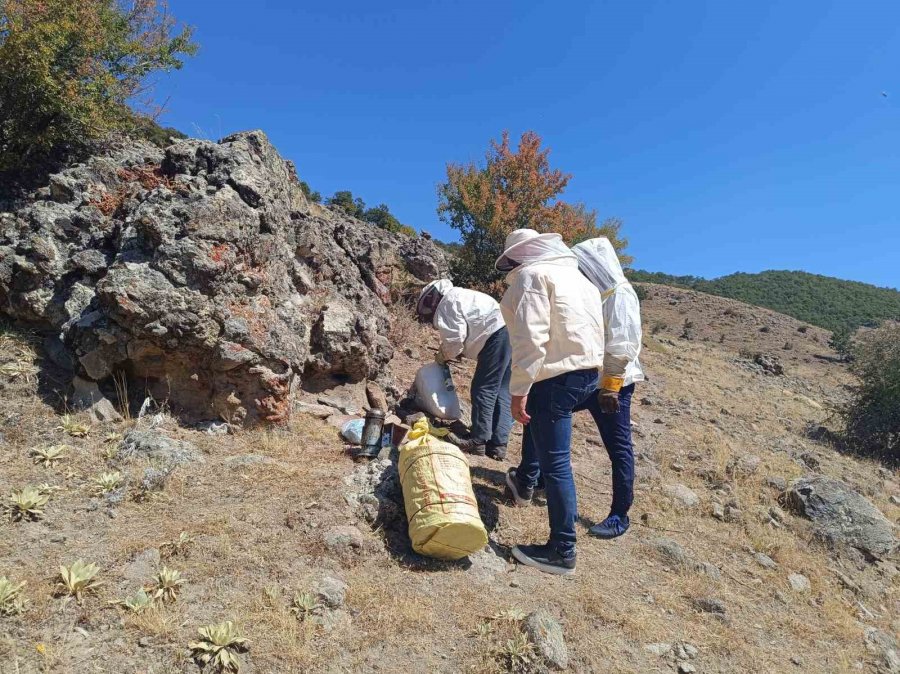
[415,279,513,460]
[571,237,645,539]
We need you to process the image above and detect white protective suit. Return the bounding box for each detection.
[572,238,645,388]
[497,232,606,396]
[432,282,506,361]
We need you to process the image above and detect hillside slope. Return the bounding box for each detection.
[1,283,897,673]
[630,269,900,334]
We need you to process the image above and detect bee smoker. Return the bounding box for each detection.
[354,408,386,460]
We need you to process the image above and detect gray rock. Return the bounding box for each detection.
[466,545,509,579]
[784,477,897,558]
[71,376,123,423]
[646,538,721,579]
[523,609,568,670]
[865,627,900,674]
[118,427,203,468]
[678,663,697,674]
[663,483,700,508]
[788,573,811,593]
[644,643,672,657]
[754,552,778,570]
[322,525,368,556]
[0,131,446,425]
[766,476,788,491]
[315,575,348,609]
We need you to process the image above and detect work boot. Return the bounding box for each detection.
[511,543,576,576]
[486,444,507,461]
[505,468,533,507]
[467,443,486,457]
[588,514,630,539]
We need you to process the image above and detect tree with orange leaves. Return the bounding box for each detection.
[437,130,629,291]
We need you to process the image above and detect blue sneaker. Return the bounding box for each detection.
[589,514,630,539]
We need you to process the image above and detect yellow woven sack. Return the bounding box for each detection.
[399,419,488,560]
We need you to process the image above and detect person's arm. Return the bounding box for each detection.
[506,283,551,397]
[598,286,642,411]
[433,294,467,361]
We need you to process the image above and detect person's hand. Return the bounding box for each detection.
[598,388,620,414]
[512,395,531,425]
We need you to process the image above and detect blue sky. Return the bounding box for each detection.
[156,1,900,289]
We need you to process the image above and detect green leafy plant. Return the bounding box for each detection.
[121,588,153,613]
[496,632,536,673]
[152,566,184,603]
[491,608,527,622]
[189,621,249,673]
[161,531,194,558]
[36,483,63,495]
[91,471,123,495]
[7,486,49,521]
[289,591,322,621]
[57,560,101,601]
[58,414,89,438]
[30,444,69,467]
[0,576,27,616]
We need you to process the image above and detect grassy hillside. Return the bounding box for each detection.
[629,269,900,334]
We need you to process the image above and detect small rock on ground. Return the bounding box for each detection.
[523,609,568,670]
[692,597,726,615]
[315,575,348,609]
[663,483,700,508]
[754,552,778,569]
[788,573,811,593]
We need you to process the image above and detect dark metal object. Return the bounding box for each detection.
[355,408,386,460]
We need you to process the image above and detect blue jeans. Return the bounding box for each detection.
[470,327,513,447]
[516,369,599,557]
[574,383,635,517]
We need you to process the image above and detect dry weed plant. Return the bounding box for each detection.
[57,560,101,601]
[7,486,50,521]
[30,444,69,468]
[58,413,90,438]
[0,576,27,615]
[189,621,249,673]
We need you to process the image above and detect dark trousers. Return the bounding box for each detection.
[470,327,513,448]
[574,383,635,517]
[517,369,599,557]
[518,378,636,554]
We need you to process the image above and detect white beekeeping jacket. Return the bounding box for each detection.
[572,238,645,387]
[433,285,505,361]
[499,234,605,396]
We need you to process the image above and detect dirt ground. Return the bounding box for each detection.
[0,283,897,673]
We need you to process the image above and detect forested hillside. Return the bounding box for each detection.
[629,269,900,333]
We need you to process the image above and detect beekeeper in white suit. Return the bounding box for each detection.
[415,279,512,460]
[569,236,644,540]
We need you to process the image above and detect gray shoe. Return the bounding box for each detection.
[505,468,533,506]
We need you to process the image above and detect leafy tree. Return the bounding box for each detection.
[843,322,900,463]
[327,190,366,219]
[326,190,416,236]
[0,0,197,174]
[299,180,321,203]
[437,130,629,290]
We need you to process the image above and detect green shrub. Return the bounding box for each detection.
[843,322,900,463]
[0,0,196,175]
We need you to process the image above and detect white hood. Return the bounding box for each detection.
[571,237,626,293]
[496,229,577,272]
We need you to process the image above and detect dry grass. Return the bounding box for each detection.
[0,292,895,673]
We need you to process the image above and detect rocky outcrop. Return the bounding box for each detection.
[784,476,897,558]
[0,131,446,424]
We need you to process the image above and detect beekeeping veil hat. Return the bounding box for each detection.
[494,229,576,272]
[571,237,627,293]
[416,279,453,320]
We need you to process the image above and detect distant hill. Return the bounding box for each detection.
[628,269,900,334]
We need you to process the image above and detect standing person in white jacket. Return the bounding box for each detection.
[496,229,606,575]
[416,279,512,460]
[571,237,645,539]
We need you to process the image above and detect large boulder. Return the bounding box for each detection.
[784,476,896,558]
[0,131,446,424]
